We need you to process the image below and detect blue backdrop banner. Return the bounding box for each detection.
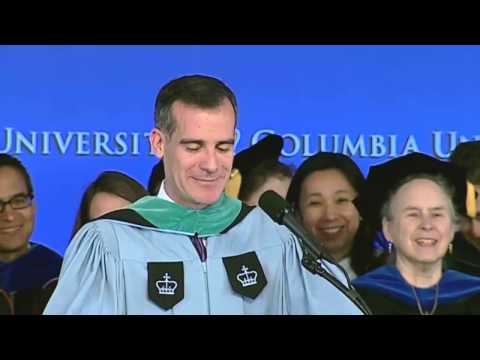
[1,45,479,255]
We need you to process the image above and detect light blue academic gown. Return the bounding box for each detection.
[44,202,363,315]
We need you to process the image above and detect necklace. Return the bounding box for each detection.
[409,283,439,315]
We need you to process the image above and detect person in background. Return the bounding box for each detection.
[446,140,480,276]
[225,134,294,206]
[70,170,148,240]
[353,152,480,314]
[286,151,382,280]
[0,154,62,314]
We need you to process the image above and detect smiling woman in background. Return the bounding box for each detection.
[353,152,480,315]
[286,152,382,280]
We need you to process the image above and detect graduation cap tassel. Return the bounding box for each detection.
[224,168,242,199]
[466,180,477,219]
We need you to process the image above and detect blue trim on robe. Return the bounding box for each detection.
[0,243,62,293]
[353,265,480,308]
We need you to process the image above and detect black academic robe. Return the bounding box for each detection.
[0,243,62,314]
[353,265,480,315]
[445,232,480,277]
[0,288,13,315]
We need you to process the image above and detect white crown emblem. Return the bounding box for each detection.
[155,273,178,295]
[236,265,258,287]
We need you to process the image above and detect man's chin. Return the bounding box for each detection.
[0,242,29,257]
[193,192,223,208]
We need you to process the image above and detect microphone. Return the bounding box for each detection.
[258,190,373,315]
[258,190,334,263]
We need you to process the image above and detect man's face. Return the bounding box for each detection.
[0,166,35,262]
[150,99,235,209]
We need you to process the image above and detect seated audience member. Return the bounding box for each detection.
[286,151,381,280]
[147,160,165,196]
[70,170,148,240]
[353,152,480,314]
[446,140,480,276]
[0,154,62,314]
[225,134,294,206]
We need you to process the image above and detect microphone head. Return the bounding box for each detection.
[258,190,290,225]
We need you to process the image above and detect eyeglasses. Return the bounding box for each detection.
[0,194,34,213]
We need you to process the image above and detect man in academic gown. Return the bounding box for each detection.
[0,154,62,314]
[44,74,365,315]
[446,140,480,276]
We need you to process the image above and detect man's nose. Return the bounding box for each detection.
[0,204,16,221]
[199,149,219,173]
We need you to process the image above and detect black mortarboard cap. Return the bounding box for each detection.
[450,140,480,184]
[450,140,480,162]
[233,134,283,177]
[355,152,474,230]
[225,134,283,198]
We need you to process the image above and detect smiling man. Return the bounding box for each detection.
[0,154,62,314]
[44,75,365,315]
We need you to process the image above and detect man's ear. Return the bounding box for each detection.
[150,128,167,159]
